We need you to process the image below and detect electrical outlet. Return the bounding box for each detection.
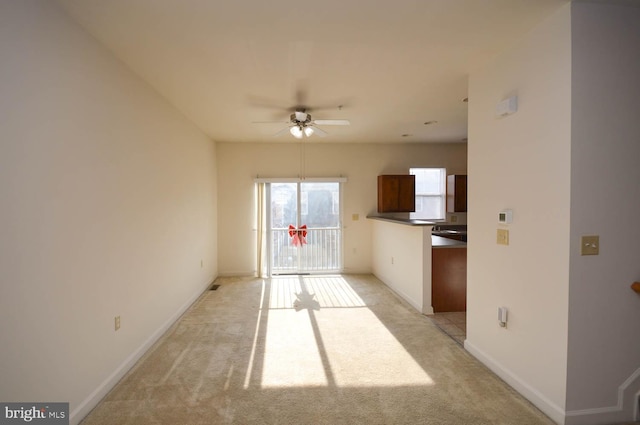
[352,213,359,221]
[497,229,509,245]
[450,215,458,223]
[115,316,121,331]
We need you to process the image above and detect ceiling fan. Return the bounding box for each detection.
[255,109,350,139]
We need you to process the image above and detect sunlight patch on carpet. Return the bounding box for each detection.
[268,276,366,309]
[259,276,434,388]
[261,310,329,387]
[319,308,434,387]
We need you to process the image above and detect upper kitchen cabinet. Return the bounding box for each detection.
[447,175,467,212]
[378,175,416,213]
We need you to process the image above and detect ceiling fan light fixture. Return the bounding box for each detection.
[290,125,303,139]
[304,126,314,137]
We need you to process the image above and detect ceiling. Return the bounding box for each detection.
[57,0,570,144]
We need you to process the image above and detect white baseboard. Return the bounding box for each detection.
[341,268,373,275]
[374,273,423,314]
[464,339,566,425]
[217,271,256,277]
[69,277,215,425]
[564,367,640,425]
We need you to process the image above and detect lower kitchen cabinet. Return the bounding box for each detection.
[432,247,467,312]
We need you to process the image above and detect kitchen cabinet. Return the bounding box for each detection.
[432,244,467,312]
[447,175,467,213]
[377,175,415,213]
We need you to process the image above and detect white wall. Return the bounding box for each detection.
[466,5,572,423]
[371,220,432,314]
[565,3,640,424]
[0,1,217,423]
[216,142,466,275]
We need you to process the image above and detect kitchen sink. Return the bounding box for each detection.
[432,224,467,242]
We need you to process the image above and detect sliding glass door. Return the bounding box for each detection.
[269,181,342,274]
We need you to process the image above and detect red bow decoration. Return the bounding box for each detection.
[288,224,308,246]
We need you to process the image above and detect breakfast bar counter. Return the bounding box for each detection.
[368,216,433,314]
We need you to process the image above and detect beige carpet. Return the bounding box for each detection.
[81,274,555,425]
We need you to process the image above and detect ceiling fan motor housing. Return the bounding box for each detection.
[292,111,311,124]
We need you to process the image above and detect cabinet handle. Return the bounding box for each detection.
[632,282,640,294]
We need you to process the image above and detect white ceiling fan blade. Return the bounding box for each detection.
[313,119,350,126]
[273,126,294,137]
[252,120,290,124]
[309,125,328,137]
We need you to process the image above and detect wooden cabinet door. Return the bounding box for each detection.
[447,175,467,212]
[432,247,467,312]
[397,175,415,211]
[377,175,415,212]
[378,175,400,212]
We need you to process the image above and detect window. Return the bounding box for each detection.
[409,168,446,220]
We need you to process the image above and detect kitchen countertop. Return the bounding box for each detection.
[432,235,467,248]
[367,216,467,247]
[366,216,434,226]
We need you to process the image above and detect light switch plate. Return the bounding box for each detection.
[581,235,599,255]
[497,229,509,245]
